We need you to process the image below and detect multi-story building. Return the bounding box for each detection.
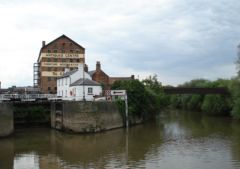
[34,35,85,94]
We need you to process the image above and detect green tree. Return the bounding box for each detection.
[201,94,230,115]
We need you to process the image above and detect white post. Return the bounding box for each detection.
[125,94,128,127]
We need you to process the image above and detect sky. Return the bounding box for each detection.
[0,0,239,88]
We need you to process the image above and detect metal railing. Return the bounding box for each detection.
[0,94,57,102]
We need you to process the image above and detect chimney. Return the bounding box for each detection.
[42,41,46,47]
[64,68,70,73]
[96,61,101,71]
[131,75,135,79]
[84,64,88,72]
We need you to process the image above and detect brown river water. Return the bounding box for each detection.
[1,110,240,169]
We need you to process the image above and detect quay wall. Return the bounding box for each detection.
[0,103,14,137]
[51,101,124,133]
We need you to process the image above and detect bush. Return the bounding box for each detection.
[201,95,230,115]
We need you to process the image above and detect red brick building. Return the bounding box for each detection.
[34,35,85,94]
[88,61,134,90]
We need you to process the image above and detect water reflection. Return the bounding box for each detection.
[1,110,240,168]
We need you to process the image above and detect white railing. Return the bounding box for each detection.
[0,94,57,102]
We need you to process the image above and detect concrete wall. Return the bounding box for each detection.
[51,101,123,133]
[0,103,13,137]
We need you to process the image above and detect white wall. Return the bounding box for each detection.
[71,64,91,84]
[57,63,102,101]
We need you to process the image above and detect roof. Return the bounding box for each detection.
[37,34,85,62]
[60,69,78,78]
[88,70,109,78]
[70,78,101,86]
[88,70,96,77]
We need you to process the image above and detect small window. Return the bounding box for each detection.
[54,50,57,53]
[70,50,73,53]
[70,59,73,62]
[48,87,51,91]
[48,50,51,53]
[47,58,51,62]
[88,87,93,94]
[54,87,57,91]
[76,59,80,62]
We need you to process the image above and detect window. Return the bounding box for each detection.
[65,90,67,97]
[47,58,51,62]
[48,67,52,71]
[76,59,80,62]
[62,50,65,53]
[70,59,73,62]
[65,78,68,85]
[54,50,57,53]
[54,58,58,62]
[88,87,93,94]
[70,50,73,53]
[54,87,57,91]
[48,50,51,53]
[48,87,51,91]
[48,77,51,81]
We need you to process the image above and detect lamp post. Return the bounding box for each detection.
[82,63,86,101]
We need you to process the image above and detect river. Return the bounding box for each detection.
[1,110,240,169]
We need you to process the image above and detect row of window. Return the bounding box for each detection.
[47,49,80,53]
[45,67,75,72]
[57,78,69,86]
[58,87,93,97]
[44,58,81,63]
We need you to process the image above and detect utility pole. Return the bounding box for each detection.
[82,63,85,101]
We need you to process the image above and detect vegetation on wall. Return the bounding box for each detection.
[13,103,51,125]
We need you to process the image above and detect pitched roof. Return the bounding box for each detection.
[70,78,101,86]
[88,70,96,77]
[37,34,85,62]
[61,69,78,78]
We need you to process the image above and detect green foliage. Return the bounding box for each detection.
[201,95,230,115]
[14,105,50,123]
[112,79,149,119]
[112,75,170,122]
[232,98,240,119]
[230,78,240,119]
[169,78,233,116]
[187,95,203,111]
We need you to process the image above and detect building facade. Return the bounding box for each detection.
[34,35,85,94]
[57,63,102,101]
[89,61,134,91]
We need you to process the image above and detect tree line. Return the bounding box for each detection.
[112,75,240,120]
[112,49,240,120]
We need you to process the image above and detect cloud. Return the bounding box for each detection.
[0,0,239,88]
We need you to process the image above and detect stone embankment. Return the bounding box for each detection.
[0,103,14,137]
[51,101,124,133]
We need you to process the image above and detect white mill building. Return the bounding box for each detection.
[57,63,102,101]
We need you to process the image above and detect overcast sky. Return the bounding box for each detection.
[0,0,239,88]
